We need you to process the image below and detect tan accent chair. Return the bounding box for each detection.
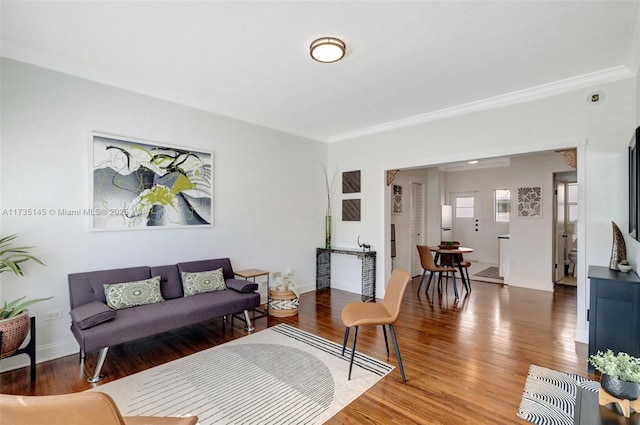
[0,391,198,425]
[341,268,411,382]
[416,245,459,298]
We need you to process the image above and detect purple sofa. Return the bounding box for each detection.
[68,258,260,383]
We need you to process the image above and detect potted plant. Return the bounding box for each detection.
[0,234,49,358]
[589,349,640,400]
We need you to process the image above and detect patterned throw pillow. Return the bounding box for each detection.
[181,268,226,297]
[104,276,164,310]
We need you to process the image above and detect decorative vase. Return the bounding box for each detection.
[601,373,640,400]
[610,221,628,270]
[325,215,332,249]
[0,310,31,359]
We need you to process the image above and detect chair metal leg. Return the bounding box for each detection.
[348,326,359,380]
[452,272,459,299]
[388,324,406,383]
[424,272,434,295]
[243,310,255,332]
[465,268,471,292]
[417,270,427,293]
[342,326,350,356]
[382,325,389,356]
[87,347,109,383]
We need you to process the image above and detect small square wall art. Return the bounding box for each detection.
[517,186,542,218]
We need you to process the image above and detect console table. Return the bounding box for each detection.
[587,265,640,372]
[316,247,376,302]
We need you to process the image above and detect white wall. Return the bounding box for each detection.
[328,76,636,344]
[0,59,327,369]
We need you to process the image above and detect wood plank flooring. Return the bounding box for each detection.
[0,277,591,424]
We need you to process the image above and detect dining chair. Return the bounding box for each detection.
[0,391,198,425]
[341,268,411,382]
[416,245,459,298]
[439,241,472,292]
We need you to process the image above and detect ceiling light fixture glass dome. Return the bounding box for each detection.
[310,37,346,63]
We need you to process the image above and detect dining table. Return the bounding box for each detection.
[429,246,474,292]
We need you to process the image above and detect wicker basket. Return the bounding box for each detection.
[268,290,299,317]
[0,311,30,359]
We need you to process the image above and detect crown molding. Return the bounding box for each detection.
[328,66,634,143]
[628,0,640,75]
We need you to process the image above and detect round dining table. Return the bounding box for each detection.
[429,246,474,292]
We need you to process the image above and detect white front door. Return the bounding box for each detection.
[450,191,479,261]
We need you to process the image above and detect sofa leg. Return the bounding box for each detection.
[87,347,109,384]
[243,310,255,332]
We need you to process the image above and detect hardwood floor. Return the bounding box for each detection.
[0,277,590,424]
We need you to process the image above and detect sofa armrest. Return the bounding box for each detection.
[225,279,259,293]
[70,301,116,329]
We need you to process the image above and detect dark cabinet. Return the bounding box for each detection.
[588,265,640,371]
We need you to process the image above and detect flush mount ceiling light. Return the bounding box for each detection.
[468,160,479,164]
[310,37,346,63]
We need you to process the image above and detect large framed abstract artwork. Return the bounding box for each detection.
[92,133,213,230]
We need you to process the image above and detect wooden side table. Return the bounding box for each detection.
[234,268,269,318]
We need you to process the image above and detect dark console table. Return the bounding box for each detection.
[316,247,376,302]
[587,265,640,372]
[0,316,36,381]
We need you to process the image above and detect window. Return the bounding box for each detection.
[455,196,474,218]
[494,189,511,222]
[567,183,578,222]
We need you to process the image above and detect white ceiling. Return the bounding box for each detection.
[2,1,639,143]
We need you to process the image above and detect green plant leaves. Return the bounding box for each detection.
[589,349,640,382]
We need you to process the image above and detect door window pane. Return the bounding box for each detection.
[455,197,474,218]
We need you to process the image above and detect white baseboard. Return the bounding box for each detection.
[0,338,78,373]
[574,328,588,344]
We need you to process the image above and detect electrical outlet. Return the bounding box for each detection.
[45,310,63,321]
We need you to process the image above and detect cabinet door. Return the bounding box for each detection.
[592,279,640,357]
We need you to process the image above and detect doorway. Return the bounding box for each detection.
[553,172,578,286]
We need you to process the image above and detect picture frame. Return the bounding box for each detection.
[342,199,361,221]
[392,184,403,215]
[342,170,361,194]
[517,186,542,218]
[92,132,213,230]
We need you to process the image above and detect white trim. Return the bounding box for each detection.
[575,142,588,344]
[328,67,633,143]
[0,339,78,373]
[627,1,640,75]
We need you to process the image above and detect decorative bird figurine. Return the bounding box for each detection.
[357,235,371,252]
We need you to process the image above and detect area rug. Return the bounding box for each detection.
[473,266,503,280]
[517,364,598,425]
[91,324,393,424]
